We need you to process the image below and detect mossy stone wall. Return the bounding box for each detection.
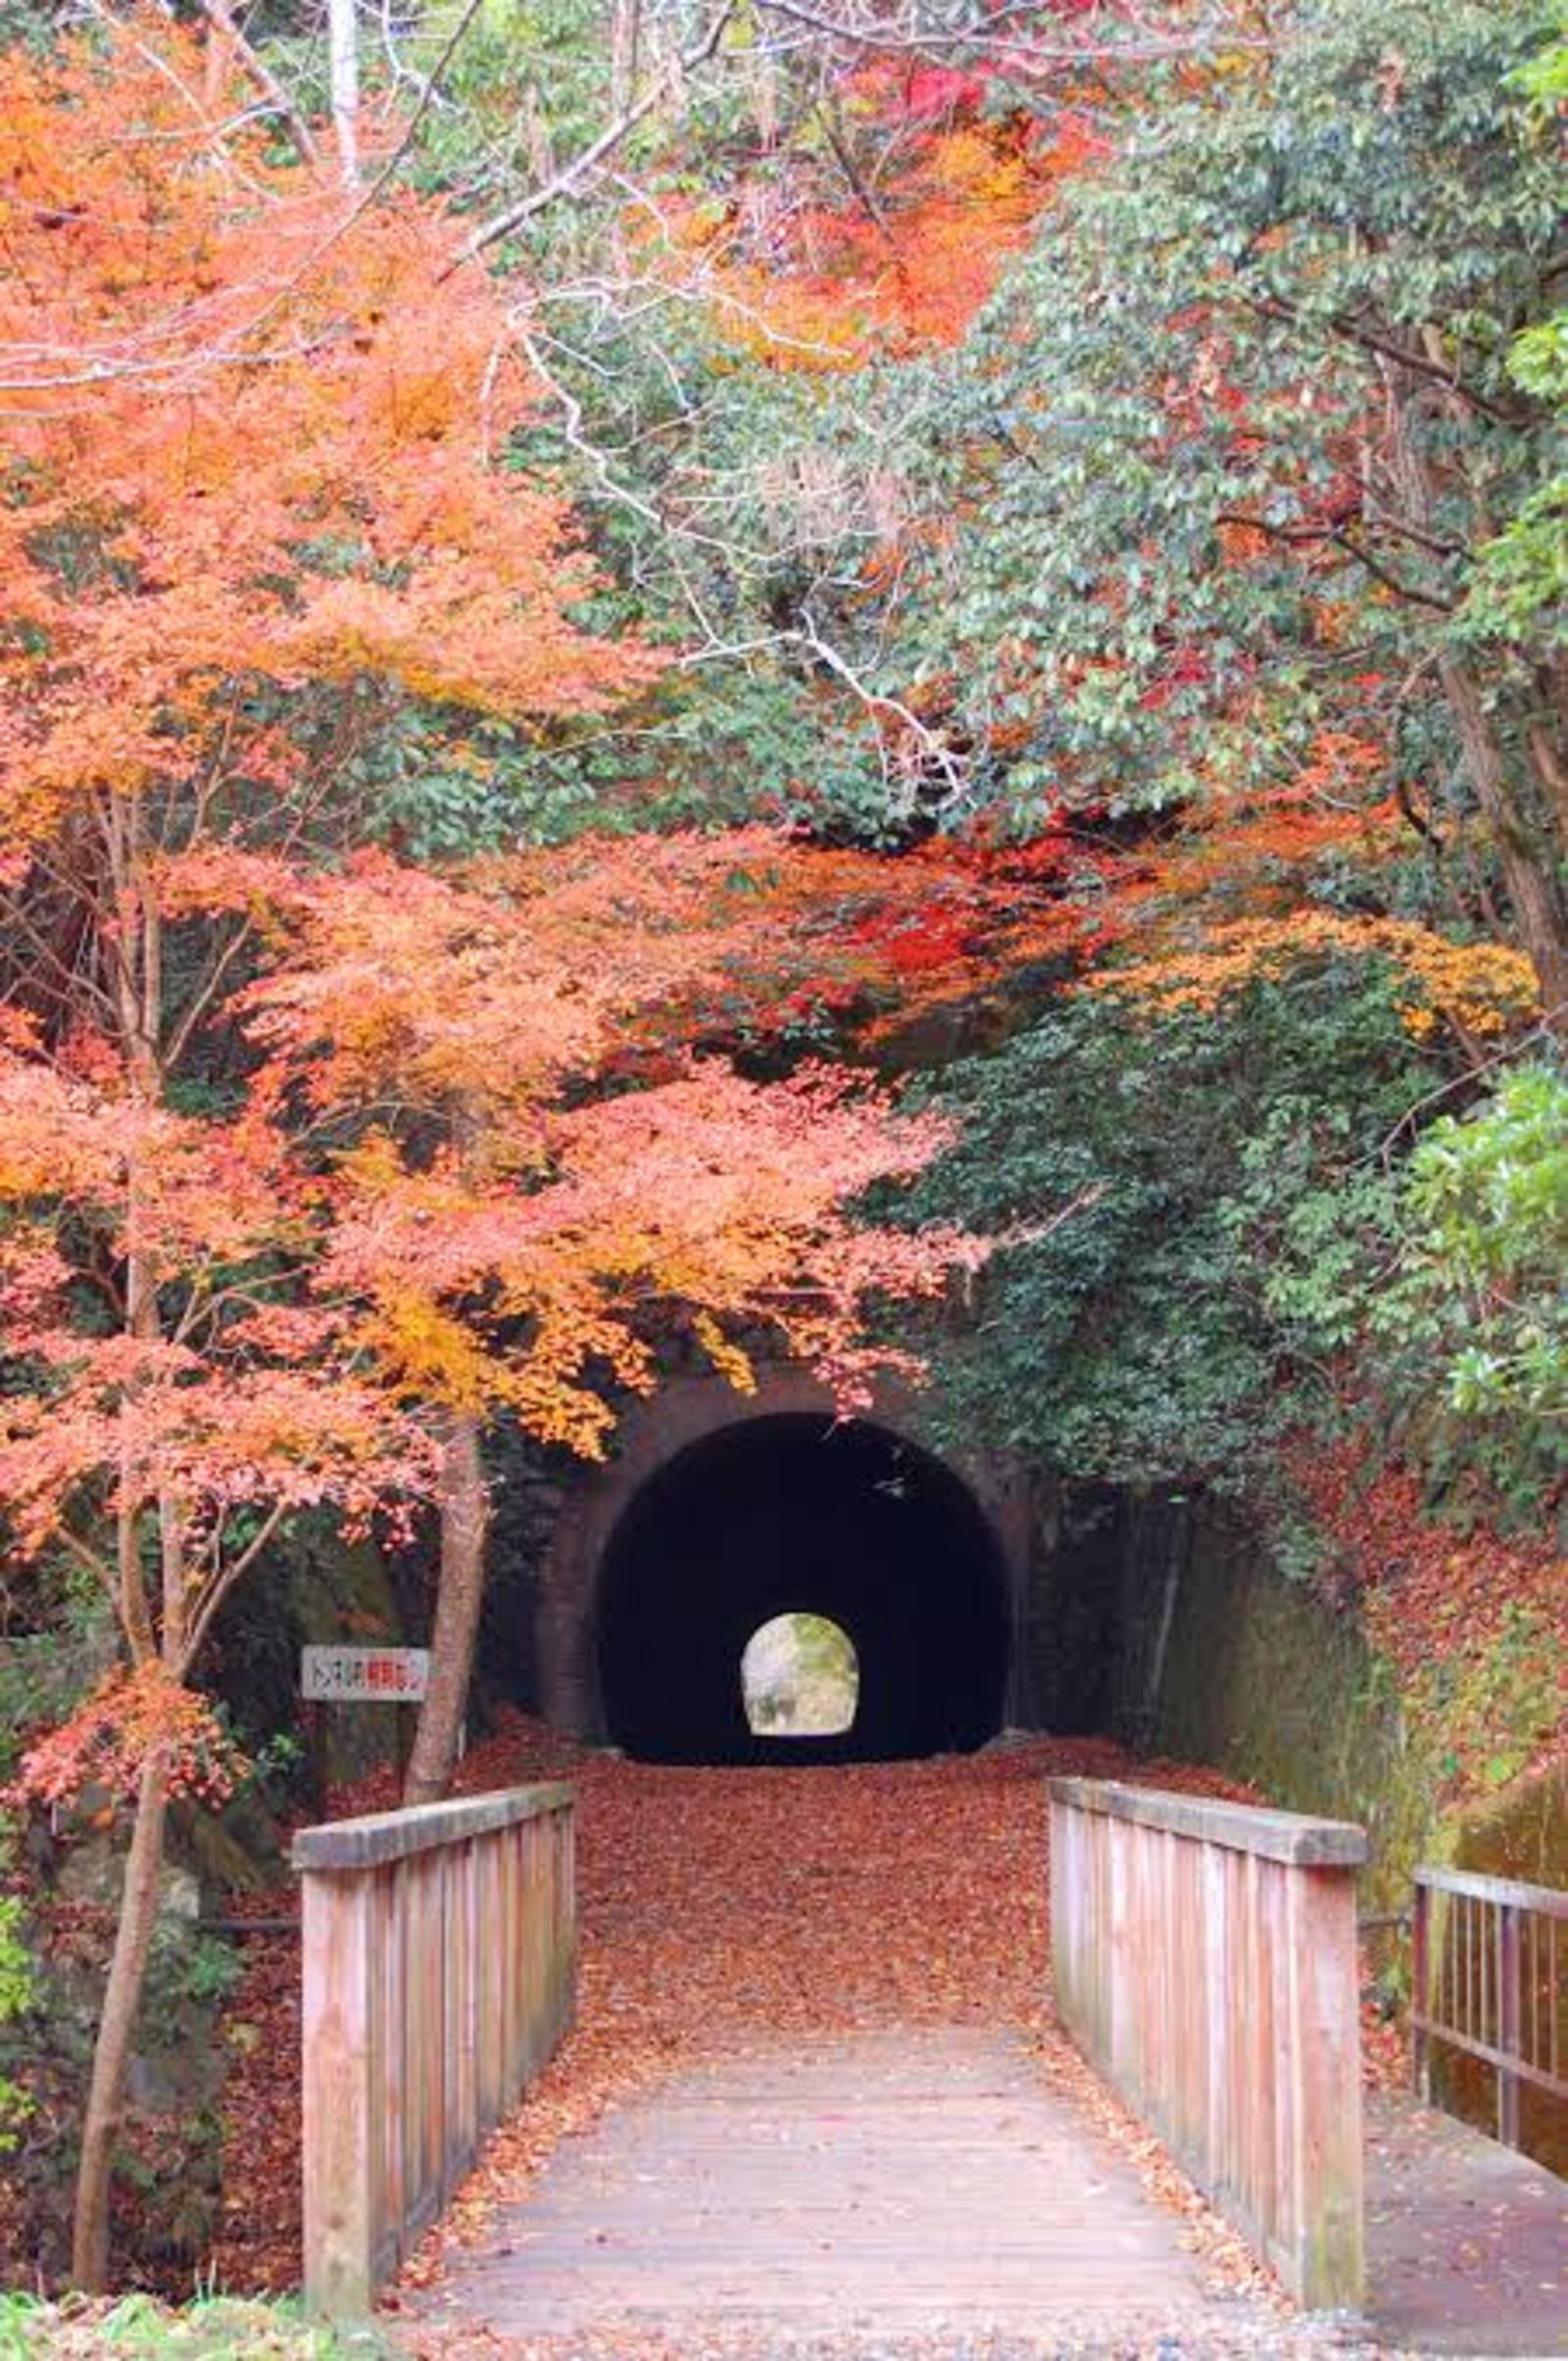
[1128,1508,1419,1912]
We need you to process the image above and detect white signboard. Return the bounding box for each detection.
[302,1646,430,1703]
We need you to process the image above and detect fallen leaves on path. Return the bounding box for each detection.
[211,1903,309,2294]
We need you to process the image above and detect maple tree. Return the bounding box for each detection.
[649,68,1092,371]
[1088,915,1540,1050]
[0,21,974,2288]
[0,15,662,2287]
[178,841,981,1805]
[0,851,979,2277]
[0,1023,441,2290]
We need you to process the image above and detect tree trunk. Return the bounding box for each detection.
[1527,712,1568,841]
[74,814,175,2289]
[1386,381,1568,1033]
[609,0,642,116]
[1437,651,1568,1033]
[328,0,360,186]
[403,1413,489,1807]
[70,1745,170,2290]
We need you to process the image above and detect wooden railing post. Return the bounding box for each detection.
[1049,1779,1368,2313]
[1411,1877,1431,2104]
[1284,1859,1365,2307]
[294,1783,575,2320]
[1496,1900,1521,2150]
[300,1868,378,2319]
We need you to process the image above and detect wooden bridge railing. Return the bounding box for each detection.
[293,1782,576,2318]
[1049,1778,1367,2312]
[1412,1864,1567,2150]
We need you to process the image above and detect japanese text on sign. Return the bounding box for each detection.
[301,1646,430,1703]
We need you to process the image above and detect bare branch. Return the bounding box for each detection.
[454,1,740,266]
[180,1500,288,1676]
[794,608,969,808]
[751,0,1266,74]
[197,0,322,169]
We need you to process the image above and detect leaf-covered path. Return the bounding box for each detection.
[378,1723,1361,2359]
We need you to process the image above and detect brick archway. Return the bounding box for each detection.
[536,1371,1031,1748]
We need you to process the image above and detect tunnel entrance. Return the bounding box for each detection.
[597,1415,1009,1763]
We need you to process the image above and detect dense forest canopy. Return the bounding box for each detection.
[0,0,1563,2295]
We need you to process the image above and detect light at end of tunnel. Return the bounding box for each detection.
[741,1611,859,1740]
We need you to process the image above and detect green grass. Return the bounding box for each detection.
[0,2292,396,2359]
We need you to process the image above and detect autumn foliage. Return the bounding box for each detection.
[0,24,985,1641]
[667,100,1082,368]
[1089,912,1541,1044]
[0,25,653,857]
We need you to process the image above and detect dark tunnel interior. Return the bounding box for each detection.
[596,1415,1009,1763]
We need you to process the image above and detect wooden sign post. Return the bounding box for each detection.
[301,1647,431,1799]
[302,1646,430,1704]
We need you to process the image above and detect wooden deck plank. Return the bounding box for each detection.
[405,2028,1262,2342]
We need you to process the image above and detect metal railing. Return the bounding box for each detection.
[1412,1865,1567,2149]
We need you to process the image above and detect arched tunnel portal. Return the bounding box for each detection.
[597,1414,1009,1763]
[529,1377,1033,1763]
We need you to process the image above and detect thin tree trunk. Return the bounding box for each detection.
[70,1746,170,2290]
[609,0,641,116]
[75,804,177,2287]
[199,0,322,167]
[403,1413,489,1807]
[1437,651,1568,1030]
[1526,715,1568,840]
[328,0,360,187]
[1387,381,1568,1031]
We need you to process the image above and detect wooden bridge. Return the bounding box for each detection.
[292,1764,1568,2358]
